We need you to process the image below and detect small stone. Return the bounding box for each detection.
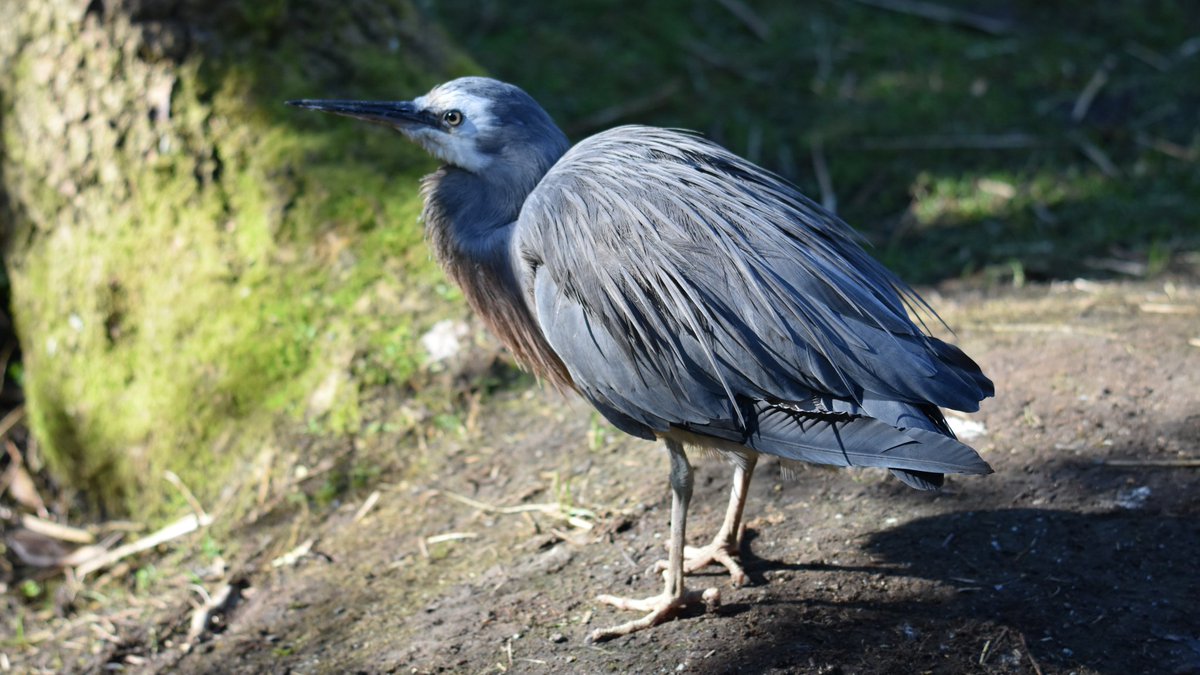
[549,632,566,643]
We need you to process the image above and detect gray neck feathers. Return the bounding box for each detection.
[419,139,572,387]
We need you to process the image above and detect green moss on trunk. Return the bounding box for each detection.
[0,0,477,519]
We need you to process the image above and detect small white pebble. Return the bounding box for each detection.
[946,416,987,440]
[1115,486,1151,510]
[420,319,469,362]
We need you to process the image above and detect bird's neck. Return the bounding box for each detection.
[421,166,573,388]
[421,167,525,261]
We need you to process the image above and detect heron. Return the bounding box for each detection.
[288,77,994,642]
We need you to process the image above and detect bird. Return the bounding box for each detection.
[287,77,994,642]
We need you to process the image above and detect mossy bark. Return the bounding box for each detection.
[0,0,473,519]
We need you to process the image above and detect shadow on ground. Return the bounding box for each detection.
[711,507,1199,674]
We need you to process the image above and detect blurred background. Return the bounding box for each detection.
[435,1,1200,284]
[0,0,1197,670]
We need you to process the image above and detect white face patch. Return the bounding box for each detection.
[401,89,499,172]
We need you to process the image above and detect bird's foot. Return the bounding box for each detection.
[654,538,748,587]
[587,587,720,642]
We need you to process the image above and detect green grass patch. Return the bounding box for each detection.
[434,1,1200,283]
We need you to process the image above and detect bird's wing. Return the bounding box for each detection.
[515,126,992,438]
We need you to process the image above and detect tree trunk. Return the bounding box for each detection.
[0,0,470,519]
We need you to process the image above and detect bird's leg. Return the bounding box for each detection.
[658,453,757,586]
[588,440,719,642]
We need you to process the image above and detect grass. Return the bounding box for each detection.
[433,1,1200,283]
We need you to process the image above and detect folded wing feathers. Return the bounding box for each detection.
[744,402,992,477]
[522,126,992,485]
[531,127,990,413]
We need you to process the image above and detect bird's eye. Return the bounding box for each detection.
[443,110,464,127]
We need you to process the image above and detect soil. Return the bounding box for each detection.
[12,279,1200,674]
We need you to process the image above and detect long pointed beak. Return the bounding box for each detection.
[285,99,434,129]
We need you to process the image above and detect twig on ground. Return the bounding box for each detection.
[271,537,315,568]
[960,322,1119,339]
[61,533,124,568]
[715,0,770,41]
[352,490,382,522]
[89,622,121,643]
[979,626,1009,665]
[1016,632,1045,675]
[1098,458,1200,468]
[849,0,1013,36]
[20,514,94,544]
[1139,303,1198,315]
[1072,134,1120,176]
[165,471,208,523]
[437,490,595,530]
[978,638,993,665]
[549,527,590,548]
[1072,55,1117,122]
[425,532,478,545]
[75,512,213,578]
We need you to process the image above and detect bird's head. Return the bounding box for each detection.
[287,77,569,176]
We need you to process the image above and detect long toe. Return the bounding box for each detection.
[654,541,748,587]
[588,588,720,642]
[684,542,748,587]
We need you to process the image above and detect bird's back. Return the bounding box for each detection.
[517,125,992,484]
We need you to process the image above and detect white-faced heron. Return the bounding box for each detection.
[288,77,993,642]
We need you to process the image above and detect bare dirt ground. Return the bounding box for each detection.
[11,279,1200,674]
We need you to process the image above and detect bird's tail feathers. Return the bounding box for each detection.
[743,403,991,490]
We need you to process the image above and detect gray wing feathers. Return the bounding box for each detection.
[519,126,992,481]
[533,269,728,436]
[741,402,992,477]
[522,126,990,410]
